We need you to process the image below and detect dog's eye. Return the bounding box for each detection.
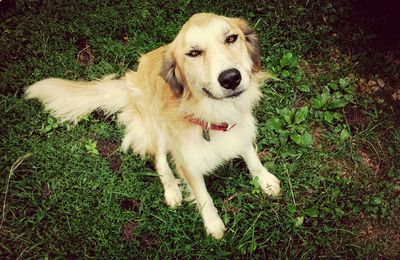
[225,34,238,44]
[186,50,203,57]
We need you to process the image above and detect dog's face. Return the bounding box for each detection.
[161,13,261,100]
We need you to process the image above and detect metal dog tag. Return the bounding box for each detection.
[202,128,210,142]
[202,123,211,142]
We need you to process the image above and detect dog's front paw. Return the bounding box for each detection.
[164,183,182,208]
[256,169,281,196]
[204,214,226,240]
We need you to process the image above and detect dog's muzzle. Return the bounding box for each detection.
[202,87,244,100]
[202,69,244,99]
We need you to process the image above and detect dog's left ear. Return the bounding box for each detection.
[160,48,184,97]
[234,18,262,72]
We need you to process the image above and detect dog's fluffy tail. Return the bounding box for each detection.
[25,75,139,123]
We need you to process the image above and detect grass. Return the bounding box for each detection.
[1,0,399,258]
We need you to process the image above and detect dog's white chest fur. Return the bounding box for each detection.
[175,115,256,174]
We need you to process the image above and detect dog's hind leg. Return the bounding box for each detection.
[120,112,183,207]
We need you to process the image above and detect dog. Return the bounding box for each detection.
[25,13,281,239]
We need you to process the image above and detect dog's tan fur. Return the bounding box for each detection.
[25,13,281,239]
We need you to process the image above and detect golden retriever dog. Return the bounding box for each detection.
[25,13,281,239]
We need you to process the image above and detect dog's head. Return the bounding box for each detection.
[161,13,262,100]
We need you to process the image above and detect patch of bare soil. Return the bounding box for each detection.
[91,110,116,124]
[344,106,367,129]
[139,233,158,250]
[115,29,129,45]
[122,221,137,242]
[75,35,96,65]
[357,212,400,258]
[354,43,400,127]
[0,86,17,96]
[41,182,52,200]
[121,199,140,212]
[96,139,122,173]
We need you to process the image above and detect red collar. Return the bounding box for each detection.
[186,116,236,132]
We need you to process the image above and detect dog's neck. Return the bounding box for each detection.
[185,115,236,141]
[186,115,236,132]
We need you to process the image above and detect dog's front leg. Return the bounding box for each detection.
[241,146,281,196]
[177,165,226,239]
[155,153,182,208]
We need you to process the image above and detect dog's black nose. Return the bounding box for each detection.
[218,69,241,90]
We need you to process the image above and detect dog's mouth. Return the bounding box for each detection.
[225,90,245,98]
[202,88,245,100]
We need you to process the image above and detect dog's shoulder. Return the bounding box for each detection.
[123,45,179,113]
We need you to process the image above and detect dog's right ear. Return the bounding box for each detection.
[160,49,184,97]
[233,18,262,72]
